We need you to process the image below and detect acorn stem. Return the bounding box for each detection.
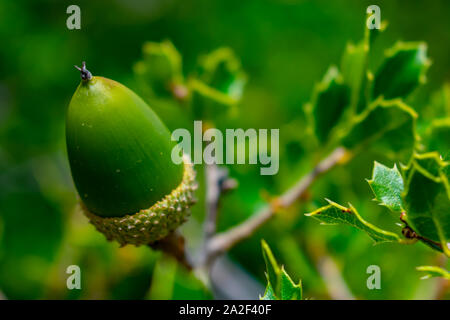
[74,61,92,81]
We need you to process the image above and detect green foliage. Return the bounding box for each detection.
[306,66,350,144]
[306,200,401,244]
[402,153,450,256]
[1,1,449,299]
[260,240,302,300]
[368,162,404,212]
[340,98,417,163]
[373,42,430,100]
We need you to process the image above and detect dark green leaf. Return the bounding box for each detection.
[402,152,450,256]
[307,66,350,144]
[341,98,417,163]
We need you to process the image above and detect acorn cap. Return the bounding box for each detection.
[81,157,196,246]
[66,63,197,245]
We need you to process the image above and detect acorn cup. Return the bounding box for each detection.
[66,62,197,247]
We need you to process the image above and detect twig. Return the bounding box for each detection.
[204,147,348,265]
[316,255,355,300]
[204,164,237,240]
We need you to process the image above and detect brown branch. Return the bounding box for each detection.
[204,147,349,265]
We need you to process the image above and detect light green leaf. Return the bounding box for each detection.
[341,41,368,114]
[260,240,302,300]
[416,266,450,280]
[402,152,450,256]
[367,161,404,212]
[340,98,418,163]
[134,40,184,98]
[307,66,350,144]
[306,200,401,244]
[373,42,431,100]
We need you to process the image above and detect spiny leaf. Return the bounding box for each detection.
[260,240,302,300]
[373,42,431,100]
[134,40,183,98]
[280,267,302,300]
[306,200,401,244]
[367,161,404,212]
[416,266,450,280]
[307,66,350,144]
[402,152,450,256]
[340,98,418,163]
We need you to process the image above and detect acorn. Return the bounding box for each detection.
[66,62,197,246]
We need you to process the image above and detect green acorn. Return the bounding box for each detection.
[66,62,196,246]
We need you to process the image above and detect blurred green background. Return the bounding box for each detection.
[0,0,449,299]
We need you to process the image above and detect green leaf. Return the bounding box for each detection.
[189,48,246,120]
[261,239,280,290]
[189,78,239,119]
[402,152,450,256]
[196,47,246,100]
[134,40,184,98]
[416,266,450,280]
[306,200,401,244]
[367,161,404,212]
[280,267,302,300]
[260,240,302,300]
[340,19,387,114]
[373,42,431,100]
[340,98,418,163]
[307,66,350,144]
[341,42,368,114]
[260,281,276,300]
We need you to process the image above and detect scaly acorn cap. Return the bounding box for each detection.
[66,62,197,246]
